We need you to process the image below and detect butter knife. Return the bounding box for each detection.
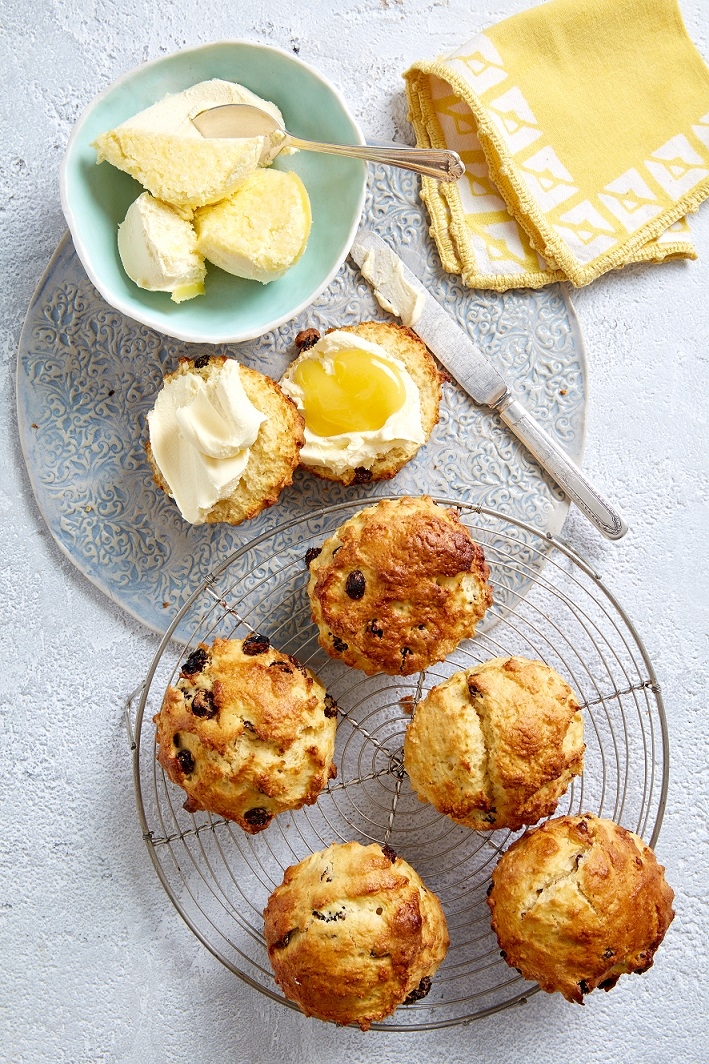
[350,229,627,541]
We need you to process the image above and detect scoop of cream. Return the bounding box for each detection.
[280,330,425,477]
[359,248,425,328]
[147,359,267,524]
[195,168,311,283]
[118,193,205,301]
[92,79,289,211]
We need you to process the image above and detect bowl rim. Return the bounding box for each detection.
[59,39,368,345]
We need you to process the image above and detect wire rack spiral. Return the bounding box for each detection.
[129,498,668,1030]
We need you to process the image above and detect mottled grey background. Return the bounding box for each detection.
[1,0,707,1061]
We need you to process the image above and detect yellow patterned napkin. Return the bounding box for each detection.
[404,0,709,289]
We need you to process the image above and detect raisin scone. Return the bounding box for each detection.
[154,635,337,833]
[146,354,304,526]
[307,496,493,675]
[488,814,675,1003]
[280,322,442,485]
[404,657,584,831]
[263,841,449,1029]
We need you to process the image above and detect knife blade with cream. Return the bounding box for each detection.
[350,229,627,540]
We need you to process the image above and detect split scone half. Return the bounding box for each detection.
[280,322,442,485]
[263,840,449,1029]
[154,635,338,833]
[146,354,304,526]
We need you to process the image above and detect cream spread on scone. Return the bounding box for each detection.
[147,359,266,523]
[280,330,425,477]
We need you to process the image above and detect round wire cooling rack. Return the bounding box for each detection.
[128,498,669,1030]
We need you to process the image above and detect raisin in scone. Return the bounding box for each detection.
[404,657,584,831]
[488,814,675,1003]
[307,496,493,675]
[263,841,449,1029]
[154,635,337,833]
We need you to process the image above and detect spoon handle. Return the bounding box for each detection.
[286,136,464,182]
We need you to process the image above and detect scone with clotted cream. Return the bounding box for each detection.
[146,354,304,525]
[280,322,442,485]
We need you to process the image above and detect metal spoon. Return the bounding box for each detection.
[191,103,465,182]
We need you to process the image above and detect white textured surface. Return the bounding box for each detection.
[2,0,708,1060]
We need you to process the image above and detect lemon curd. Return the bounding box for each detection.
[294,348,407,437]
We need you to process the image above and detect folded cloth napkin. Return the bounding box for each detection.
[404,0,709,289]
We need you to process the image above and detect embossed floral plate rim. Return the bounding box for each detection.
[16,167,587,639]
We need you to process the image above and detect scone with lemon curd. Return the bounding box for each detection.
[146,354,304,526]
[194,168,311,283]
[280,322,441,485]
[264,841,449,1029]
[404,657,585,832]
[92,79,288,212]
[118,192,206,302]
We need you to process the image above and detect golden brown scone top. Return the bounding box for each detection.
[146,354,304,526]
[307,496,493,675]
[404,657,585,831]
[154,636,337,833]
[488,814,675,1003]
[263,841,450,1029]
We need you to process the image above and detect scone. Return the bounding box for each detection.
[154,636,337,833]
[280,322,442,485]
[488,814,675,1003]
[146,354,304,525]
[404,657,584,831]
[263,841,449,1029]
[307,496,493,675]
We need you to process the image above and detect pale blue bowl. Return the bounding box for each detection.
[60,41,367,344]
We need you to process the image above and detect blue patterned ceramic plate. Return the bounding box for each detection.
[17,166,586,637]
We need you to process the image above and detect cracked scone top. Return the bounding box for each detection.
[263,841,449,1029]
[306,496,493,675]
[154,635,337,833]
[404,657,585,831]
[488,814,675,1003]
